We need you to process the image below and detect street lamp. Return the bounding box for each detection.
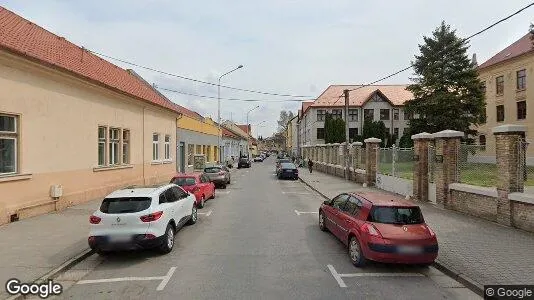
[245,105,260,157]
[218,65,243,163]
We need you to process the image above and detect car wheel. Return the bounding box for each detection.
[222,184,227,189]
[187,205,197,225]
[158,225,175,254]
[95,249,109,256]
[199,196,205,208]
[210,189,215,199]
[349,236,366,267]
[319,211,327,232]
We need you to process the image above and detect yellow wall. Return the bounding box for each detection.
[177,115,220,136]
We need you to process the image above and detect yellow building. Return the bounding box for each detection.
[476,31,534,158]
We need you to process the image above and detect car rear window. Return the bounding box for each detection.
[367,206,424,225]
[281,163,296,169]
[172,177,197,186]
[100,197,152,214]
[204,167,222,173]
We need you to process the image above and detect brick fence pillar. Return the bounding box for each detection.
[493,124,527,226]
[339,142,345,166]
[432,130,463,208]
[353,142,363,169]
[332,143,340,165]
[364,138,381,186]
[411,132,433,202]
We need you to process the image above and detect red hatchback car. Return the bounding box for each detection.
[170,173,215,208]
[319,192,438,267]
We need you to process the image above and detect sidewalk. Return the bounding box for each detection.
[298,170,534,293]
[0,199,99,299]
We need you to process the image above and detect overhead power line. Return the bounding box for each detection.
[157,86,305,102]
[87,49,311,98]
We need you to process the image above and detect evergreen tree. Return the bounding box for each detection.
[404,21,485,137]
[324,114,346,143]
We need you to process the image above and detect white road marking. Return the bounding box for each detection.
[198,210,212,216]
[294,210,318,216]
[327,264,347,288]
[339,273,425,277]
[77,267,177,291]
[156,267,176,291]
[282,191,311,195]
[218,191,231,194]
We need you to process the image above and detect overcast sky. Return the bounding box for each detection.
[3,0,533,138]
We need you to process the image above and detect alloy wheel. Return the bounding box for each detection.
[192,206,197,222]
[350,238,360,263]
[167,227,174,249]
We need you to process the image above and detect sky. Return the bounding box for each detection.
[2,0,533,138]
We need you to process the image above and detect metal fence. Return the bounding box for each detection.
[519,140,534,194]
[457,143,497,187]
[378,146,414,180]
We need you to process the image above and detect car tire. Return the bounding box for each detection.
[222,184,227,189]
[186,205,197,225]
[95,249,109,256]
[158,225,175,254]
[210,189,215,199]
[349,236,367,267]
[199,196,205,208]
[319,211,327,232]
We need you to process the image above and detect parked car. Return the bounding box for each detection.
[277,162,299,180]
[203,165,231,188]
[170,173,215,208]
[238,157,251,168]
[276,158,292,171]
[88,184,197,255]
[253,156,264,162]
[319,192,438,267]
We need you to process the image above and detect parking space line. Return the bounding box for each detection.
[218,191,231,194]
[340,273,424,277]
[197,210,212,216]
[156,267,176,291]
[282,192,311,195]
[327,264,347,288]
[294,210,318,216]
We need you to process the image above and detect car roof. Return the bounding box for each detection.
[173,172,202,178]
[106,184,175,198]
[205,165,223,168]
[349,192,416,207]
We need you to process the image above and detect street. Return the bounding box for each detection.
[51,157,479,300]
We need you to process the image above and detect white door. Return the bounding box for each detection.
[160,188,181,226]
[171,186,191,221]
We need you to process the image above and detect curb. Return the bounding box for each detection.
[5,248,94,300]
[298,175,485,298]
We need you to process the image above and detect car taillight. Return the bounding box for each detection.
[144,234,157,239]
[89,215,101,224]
[140,211,164,222]
[88,236,96,243]
[426,225,436,237]
[361,223,382,237]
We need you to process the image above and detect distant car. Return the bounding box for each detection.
[277,162,299,180]
[276,158,292,171]
[203,165,231,189]
[319,192,438,267]
[170,173,215,208]
[253,156,264,162]
[238,157,251,168]
[88,184,197,255]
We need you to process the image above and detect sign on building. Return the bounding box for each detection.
[193,154,206,171]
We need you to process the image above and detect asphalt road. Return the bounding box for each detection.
[50,156,480,300]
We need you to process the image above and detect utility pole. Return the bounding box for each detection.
[344,89,350,180]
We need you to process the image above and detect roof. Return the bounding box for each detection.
[479,33,534,69]
[0,7,182,115]
[222,128,239,139]
[173,172,202,177]
[311,85,412,108]
[237,124,250,134]
[302,101,314,114]
[352,192,415,207]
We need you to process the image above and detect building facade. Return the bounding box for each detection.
[0,7,179,224]
[222,121,249,158]
[476,31,534,158]
[177,114,220,172]
[286,115,298,156]
[299,85,413,147]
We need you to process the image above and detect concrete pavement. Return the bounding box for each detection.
[37,157,479,299]
[298,169,534,295]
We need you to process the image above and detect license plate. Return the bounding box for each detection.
[397,245,422,254]
[108,235,132,243]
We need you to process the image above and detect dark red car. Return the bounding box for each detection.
[319,192,438,266]
[170,172,215,208]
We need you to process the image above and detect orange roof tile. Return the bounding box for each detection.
[479,33,534,69]
[222,128,239,139]
[0,7,181,115]
[237,124,250,134]
[311,85,412,107]
[301,101,315,114]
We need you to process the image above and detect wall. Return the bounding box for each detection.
[177,128,219,169]
[0,51,176,224]
[449,184,498,222]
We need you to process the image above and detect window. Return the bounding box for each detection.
[349,128,358,139]
[109,128,120,165]
[343,196,363,216]
[371,93,384,102]
[100,197,151,214]
[97,126,106,166]
[364,109,374,121]
[171,186,188,200]
[317,128,325,140]
[517,69,526,90]
[496,76,504,95]
[394,128,399,138]
[380,109,390,120]
[517,101,527,120]
[164,188,177,203]
[393,109,399,120]
[164,135,171,160]
[122,130,130,164]
[404,111,413,120]
[367,206,423,225]
[317,110,325,121]
[0,114,17,174]
[496,105,505,122]
[348,109,358,122]
[173,176,196,186]
[331,194,349,210]
[479,135,486,146]
[331,109,342,119]
[187,144,194,165]
[153,133,160,161]
[196,144,201,154]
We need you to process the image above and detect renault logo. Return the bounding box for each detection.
[402,226,408,232]
[116,217,121,223]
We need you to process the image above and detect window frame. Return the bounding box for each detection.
[122,129,130,164]
[517,101,527,120]
[316,128,325,140]
[316,110,325,121]
[364,109,374,121]
[517,69,526,91]
[349,128,358,139]
[331,109,342,119]
[393,109,399,120]
[496,105,505,122]
[348,109,358,122]
[379,109,390,121]
[0,114,18,175]
[109,127,120,165]
[153,133,160,161]
[164,134,171,160]
[496,75,504,95]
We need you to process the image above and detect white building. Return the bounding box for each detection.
[299,85,413,147]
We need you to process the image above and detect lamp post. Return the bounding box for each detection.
[245,105,260,157]
[218,65,243,163]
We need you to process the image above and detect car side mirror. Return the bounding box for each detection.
[323,200,330,206]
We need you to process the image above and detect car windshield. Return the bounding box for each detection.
[204,167,222,173]
[172,177,197,186]
[281,163,296,169]
[279,159,291,163]
[368,206,424,225]
[100,197,152,214]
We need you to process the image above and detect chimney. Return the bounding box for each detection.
[471,53,478,67]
